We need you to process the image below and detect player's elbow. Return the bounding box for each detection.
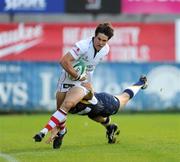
[60,57,68,69]
[59,57,64,65]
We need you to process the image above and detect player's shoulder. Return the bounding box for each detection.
[75,37,92,52]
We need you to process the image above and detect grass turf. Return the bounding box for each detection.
[0,114,180,162]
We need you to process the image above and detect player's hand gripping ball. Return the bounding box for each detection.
[68,60,87,81]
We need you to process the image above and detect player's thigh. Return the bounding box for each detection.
[115,93,129,110]
[56,91,66,109]
[64,86,86,106]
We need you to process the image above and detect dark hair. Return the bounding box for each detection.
[95,22,114,40]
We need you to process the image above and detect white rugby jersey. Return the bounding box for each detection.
[70,37,109,71]
[70,37,109,80]
[58,37,109,91]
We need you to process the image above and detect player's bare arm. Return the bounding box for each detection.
[60,52,78,79]
[60,52,87,81]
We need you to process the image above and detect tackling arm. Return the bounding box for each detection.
[81,82,94,100]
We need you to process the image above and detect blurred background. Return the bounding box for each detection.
[0,0,180,113]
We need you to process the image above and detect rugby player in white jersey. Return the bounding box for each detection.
[33,22,114,143]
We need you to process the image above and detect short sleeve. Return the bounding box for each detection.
[69,39,88,60]
[69,44,82,60]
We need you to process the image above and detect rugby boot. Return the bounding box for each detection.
[139,75,148,89]
[53,129,67,149]
[33,132,45,142]
[106,124,120,144]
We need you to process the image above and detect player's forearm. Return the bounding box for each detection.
[60,59,78,78]
[60,53,78,79]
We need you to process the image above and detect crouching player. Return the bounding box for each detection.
[41,75,148,149]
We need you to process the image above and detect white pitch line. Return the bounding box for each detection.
[0,152,19,162]
[11,150,53,156]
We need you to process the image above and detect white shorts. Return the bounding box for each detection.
[56,72,89,95]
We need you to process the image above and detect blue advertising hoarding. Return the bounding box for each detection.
[0,0,64,13]
[0,62,180,112]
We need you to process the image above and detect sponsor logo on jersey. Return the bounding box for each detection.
[72,45,80,56]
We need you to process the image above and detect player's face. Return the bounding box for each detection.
[93,33,109,51]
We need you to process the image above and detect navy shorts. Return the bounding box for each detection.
[87,92,120,119]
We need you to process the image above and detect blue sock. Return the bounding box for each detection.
[123,82,142,99]
[123,89,134,99]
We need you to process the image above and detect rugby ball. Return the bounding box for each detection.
[68,60,86,80]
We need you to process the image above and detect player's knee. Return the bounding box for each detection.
[64,100,75,109]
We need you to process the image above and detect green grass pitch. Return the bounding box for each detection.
[0,113,180,162]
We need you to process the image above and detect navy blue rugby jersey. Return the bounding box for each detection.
[69,92,120,117]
